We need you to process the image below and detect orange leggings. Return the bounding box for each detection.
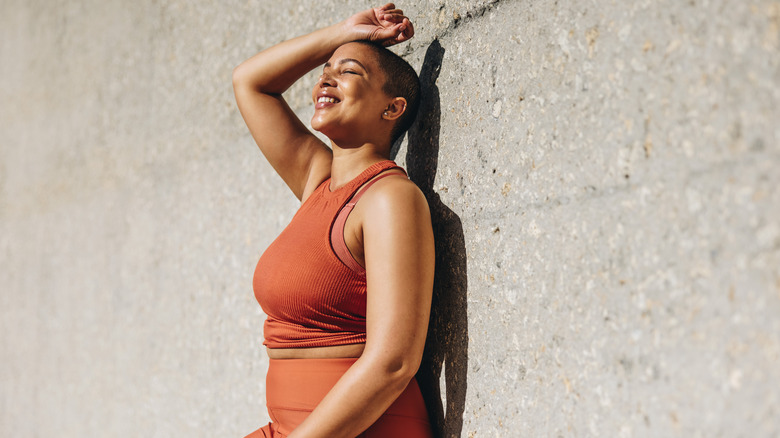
[243,358,432,438]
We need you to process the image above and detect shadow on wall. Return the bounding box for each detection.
[397,40,469,438]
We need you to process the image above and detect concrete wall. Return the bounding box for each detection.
[2,0,778,436]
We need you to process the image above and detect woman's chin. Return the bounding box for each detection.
[311,119,337,138]
[310,116,327,133]
[311,123,328,137]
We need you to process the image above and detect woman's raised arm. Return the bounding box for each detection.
[232,3,413,201]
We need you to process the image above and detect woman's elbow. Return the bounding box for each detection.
[232,63,248,89]
[370,353,422,388]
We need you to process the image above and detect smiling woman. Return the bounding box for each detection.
[232,3,433,438]
[309,44,397,148]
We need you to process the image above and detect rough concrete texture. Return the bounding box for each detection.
[2,0,778,436]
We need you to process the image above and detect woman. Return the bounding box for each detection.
[232,3,435,437]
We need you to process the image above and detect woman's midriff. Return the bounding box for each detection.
[266,343,365,359]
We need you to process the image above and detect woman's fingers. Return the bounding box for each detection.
[394,19,416,44]
[378,10,405,26]
[379,12,405,22]
[367,3,414,46]
[376,23,405,41]
[388,19,412,43]
[401,18,414,39]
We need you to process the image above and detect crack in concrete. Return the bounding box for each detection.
[400,0,514,56]
[441,0,504,37]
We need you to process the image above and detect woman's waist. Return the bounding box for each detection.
[266,342,365,359]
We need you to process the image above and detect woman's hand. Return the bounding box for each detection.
[342,3,415,46]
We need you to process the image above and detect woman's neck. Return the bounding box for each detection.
[329,144,389,191]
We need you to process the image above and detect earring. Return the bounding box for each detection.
[383,111,388,116]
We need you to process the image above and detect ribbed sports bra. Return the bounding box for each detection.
[253,160,406,348]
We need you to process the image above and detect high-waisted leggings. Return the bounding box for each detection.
[243,358,432,438]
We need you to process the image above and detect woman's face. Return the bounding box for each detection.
[311,43,391,145]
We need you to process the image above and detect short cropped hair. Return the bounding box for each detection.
[354,41,421,145]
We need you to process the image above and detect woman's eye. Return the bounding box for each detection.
[343,70,358,75]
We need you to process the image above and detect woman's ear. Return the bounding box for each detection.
[381,97,408,121]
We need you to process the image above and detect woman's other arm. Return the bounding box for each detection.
[287,177,435,438]
[232,3,412,201]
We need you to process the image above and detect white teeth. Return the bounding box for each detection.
[317,97,338,104]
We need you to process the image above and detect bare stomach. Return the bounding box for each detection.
[266,343,366,359]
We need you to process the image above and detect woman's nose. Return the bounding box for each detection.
[318,72,335,88]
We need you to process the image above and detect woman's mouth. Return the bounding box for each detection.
[315,95,341,109]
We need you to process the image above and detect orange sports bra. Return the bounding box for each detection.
[252,160,406,348]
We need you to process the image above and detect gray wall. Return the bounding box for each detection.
[2,0,778,437]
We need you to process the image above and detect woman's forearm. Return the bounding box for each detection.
[233,3,412,95]
[232,22,356,95]
[287,354,419,438]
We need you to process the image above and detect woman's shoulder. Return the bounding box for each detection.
[357,173,433,255]
[359,174,430,218]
